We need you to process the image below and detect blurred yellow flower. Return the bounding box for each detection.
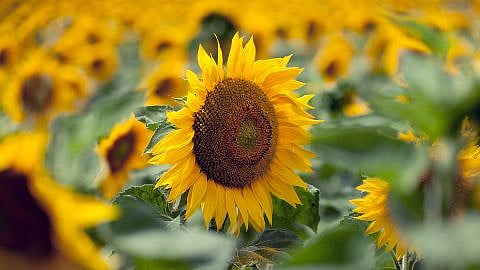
[142,57,188,106]
[365,23,430,75]
[1,50,78,123]
[342,91,371,117]
[149,33,320,232]
[350,178,414,260]
[315,33,354,82]
[97,116,151,199]
[140,27,192,61]
[78,43,118,82]
[0,131,118,270]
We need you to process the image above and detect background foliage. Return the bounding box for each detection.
[1,1,480,269]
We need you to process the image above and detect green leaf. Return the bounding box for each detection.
[117,184,170,217]
[250,229,302,250]
[408,214,480,269]
[100,194,236,269]
[135,258,192,270]
[135,105,175,131]
[144,122,175,153]
[84,90,144,136]
[45,115,101,189]
[271,185,320,237]
[232,229,301,270]
[284,222,377,269]
[45,90,143,189]
[311,115,429,194]
[367,54,480,139]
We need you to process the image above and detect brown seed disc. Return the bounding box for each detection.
[20,74,54,113]
[107,132,136,173]
[192,78,278,188]
[0,169,54,259]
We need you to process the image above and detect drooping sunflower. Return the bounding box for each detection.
[0,131,118,270]
[1,50,78,123]
[97,116,152,199]
[350,178,413,260]
[149,33,320,232]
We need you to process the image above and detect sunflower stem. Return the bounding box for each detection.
[401,255,407,270]
[391,252,401,270]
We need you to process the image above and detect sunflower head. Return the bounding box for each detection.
[315,33,354,82]
[2,50,78,123]
[142,57,188,106]
[97,115,151,199]
[149,33,320,233]
[79,43,118,81]
[350,178,413,259]
[0,131,118,270]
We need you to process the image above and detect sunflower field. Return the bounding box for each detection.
[2,1,480,270]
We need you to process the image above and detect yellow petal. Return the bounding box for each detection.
[227,33,244,78]
[214,34,224,80]
[262,67,303,89]
[225,188,237,232]
[186,70,203,90]
[202,180,218,226]
[269,158,309,187]
[148,143,193,165]
[233,188,249,230]
[151,129,193,154]
[243,186,265,231]
[252,180,273,225]
[185,173,208,219]
[265,173,301,206]
[274,148,312,173]
[215,185,227,230]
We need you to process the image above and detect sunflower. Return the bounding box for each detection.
[365,23,430,75]
[342,91,371,117]
[314,33,354,82]
[149,33,320,232]
[350,178,413,259]
[1,50,78,123]
[78,43,118,82]
[0,131,118,270]
[0,36,20,69]
[141,57,188,106]
[97,116,152,199]
[140,27,192,61]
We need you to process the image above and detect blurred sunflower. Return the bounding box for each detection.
[79,43,118,82]
[65,15,122,46]
[0,36,20,69]
[1,50,77,123]
[140,27,192,60]
[314,33,354,82]
[0,131,118,270]
[342,91,371,117]
[141,57,187,106]
[98,116,151,199]
[149,33,320,232]
[350,178,413,260]
[365,23,430,75]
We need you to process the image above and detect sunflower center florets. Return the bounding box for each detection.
[21,73,54,113]
[236,120,258,150]
[107,132,136,173]
[154,78,174,96]
[192,78,278,188]
[0,169,54,259]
